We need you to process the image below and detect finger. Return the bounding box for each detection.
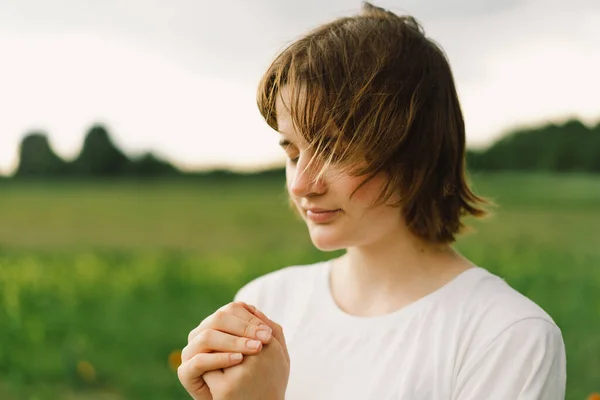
[234,301,256,313]
[188,302,271,344]
[185,314,272,359]
[206,310,272,344]
[225,301,270,326]
[251,308,290,363]
[219,305,273,342]
[178,352,243,393]
[182,329,265,363]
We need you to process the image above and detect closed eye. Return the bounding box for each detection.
[279,138,300,164]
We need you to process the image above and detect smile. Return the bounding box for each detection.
[305,209,341,223]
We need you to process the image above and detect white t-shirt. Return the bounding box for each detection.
[234,260,567,400]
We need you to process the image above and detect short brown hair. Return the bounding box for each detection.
[256,2,489,244]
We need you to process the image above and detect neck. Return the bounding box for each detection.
[330,226,473,316]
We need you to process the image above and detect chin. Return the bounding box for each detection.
[307,226,349,251]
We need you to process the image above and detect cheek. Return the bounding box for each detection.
[350,174,389,206]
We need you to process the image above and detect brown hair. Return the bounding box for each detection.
[256,2,490,244]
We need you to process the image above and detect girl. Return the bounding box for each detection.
[178,3,567,399]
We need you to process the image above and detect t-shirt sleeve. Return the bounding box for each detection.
[452,317,567,400]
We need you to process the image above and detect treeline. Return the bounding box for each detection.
[16,125,180,178]
[10,117,600,179]
[14,124,285,180]
[466,119,600,173]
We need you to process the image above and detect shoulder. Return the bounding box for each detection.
[453,318,566,399]
[446,268,566,397]
[449,267,565,368]
[450,268,567,397]
[456,267,560,334]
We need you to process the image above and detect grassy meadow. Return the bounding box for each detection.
[0,172,598,399]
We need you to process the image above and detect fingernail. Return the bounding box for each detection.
[246,340,261,349]
[256,330,271,341]
[231,353,243,361]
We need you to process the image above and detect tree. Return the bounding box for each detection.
[15,132,67,177]
[129,152,180,177]
[70,124,131,176]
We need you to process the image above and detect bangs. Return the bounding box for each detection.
[257,35,397,183]
[256,36,383,180]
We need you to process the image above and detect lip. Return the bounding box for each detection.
[303,207,342,223]
[305,207,339,213]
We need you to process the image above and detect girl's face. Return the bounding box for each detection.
[275,87,405,251]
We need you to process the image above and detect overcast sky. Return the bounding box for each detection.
[1,0,598,174]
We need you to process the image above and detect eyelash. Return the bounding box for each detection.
[287,153,342,166]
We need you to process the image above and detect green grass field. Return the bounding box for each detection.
[0,172,598,399]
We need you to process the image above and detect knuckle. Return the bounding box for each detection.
[190,314,212,342]
[187,327,199,343]
[212,310,227,325]
[177,365,186,382]
[181,345,190,361]
[222,302,237,313]
[248,314,263,325]
[197,328,212,346]
[243,321,255,337]
[189,354,205,372]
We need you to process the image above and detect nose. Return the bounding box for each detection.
[289,153,327,198]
